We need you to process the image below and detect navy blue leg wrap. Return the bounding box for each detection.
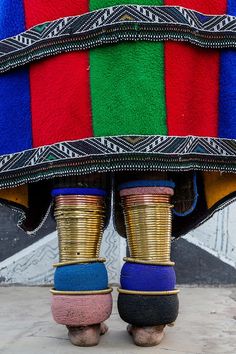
[120,262,176,292]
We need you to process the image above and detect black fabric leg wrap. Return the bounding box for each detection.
[118,294,179,327]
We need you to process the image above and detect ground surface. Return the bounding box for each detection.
[0,287,235,354]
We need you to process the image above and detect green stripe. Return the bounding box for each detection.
[90,0,166,137]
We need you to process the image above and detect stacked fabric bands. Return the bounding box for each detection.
[118,181,179,327]
[51,188,112,328]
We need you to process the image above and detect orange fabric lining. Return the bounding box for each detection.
[203,172,236,209]
[0,185,28,208]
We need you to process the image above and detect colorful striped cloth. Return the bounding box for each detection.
[0,0,235,153]
[0,1,31,155]
[1,0,236,236]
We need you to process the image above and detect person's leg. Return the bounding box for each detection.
[117,177,179,347]
[51,174,112,347]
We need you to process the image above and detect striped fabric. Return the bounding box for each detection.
[1,0,236,235]
[0,0,31,154]
[23,0,92,148]
[0,0,234,153]
[220,0,236,138]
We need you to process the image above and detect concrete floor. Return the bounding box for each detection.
[0,287,235,354]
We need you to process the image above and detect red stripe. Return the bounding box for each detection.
[23,1,92,147]
[165,1,226,137]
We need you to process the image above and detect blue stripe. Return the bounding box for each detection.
[219,0,236,139]
[52,188,107,197]
[173,173,198,216]
[0,1,32,154]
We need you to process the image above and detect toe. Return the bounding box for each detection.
[130,326,165,347]
[68,325,101,347]
[100,322,109,335]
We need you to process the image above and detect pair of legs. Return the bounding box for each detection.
[50,173,179,347]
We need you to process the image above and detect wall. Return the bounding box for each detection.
[0,202,235,285]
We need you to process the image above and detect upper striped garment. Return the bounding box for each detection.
[0,0,235,153]
[1,0,236,235]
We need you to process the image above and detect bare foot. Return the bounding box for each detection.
[127,324,165,347]
[67,323,108,347]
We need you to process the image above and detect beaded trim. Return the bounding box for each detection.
[50,288,113,295]
[123,257,175,266]
[0,135,236,189]
[117,288,179,295]
[53,258,106,268]
[1,5,236,73]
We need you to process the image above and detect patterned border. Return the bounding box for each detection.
[1,5,236,73]
[1,135,236,189]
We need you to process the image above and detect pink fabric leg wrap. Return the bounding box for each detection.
[120,186,174,197]
[51,293,113,326]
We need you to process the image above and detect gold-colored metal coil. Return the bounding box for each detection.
[122,194,173,263]
[123,195,171,202]
[55,195,104,202]
[54,195,106,263]
[117,288,179,296]
[53,258,106,268]
[50,288,113,295]
[124,257,175,266]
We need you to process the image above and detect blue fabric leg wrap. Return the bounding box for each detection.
[51,187,107,197]
[120,262,176,292]
[54,262,108,291]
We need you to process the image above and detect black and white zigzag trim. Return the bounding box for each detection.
[0,5,236,73]
[0,135,236,188]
